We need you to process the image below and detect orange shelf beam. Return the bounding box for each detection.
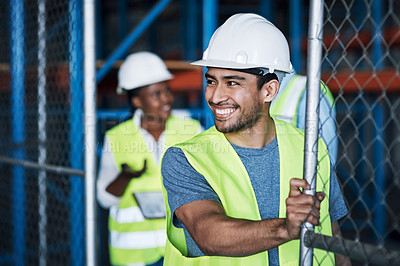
[322,70,400,93]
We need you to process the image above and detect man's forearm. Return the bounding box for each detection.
[185,211,292,257]
[177,180,322,257]
[203,217,291,256]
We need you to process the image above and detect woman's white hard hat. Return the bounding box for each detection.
[117,51,173,94]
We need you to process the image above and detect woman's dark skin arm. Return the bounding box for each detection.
[106,160,147,197]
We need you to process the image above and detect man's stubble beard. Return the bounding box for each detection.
[215,100,264,134]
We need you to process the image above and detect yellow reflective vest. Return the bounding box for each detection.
[106,115,201,265]
[162,118,334,265]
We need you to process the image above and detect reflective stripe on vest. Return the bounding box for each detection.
[162,118,333,265]
[110,205,145,223]
[110,229,166,249]
[107,115,201,265]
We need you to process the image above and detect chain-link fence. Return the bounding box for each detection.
[305,0,400,265]
[0,0,86,265]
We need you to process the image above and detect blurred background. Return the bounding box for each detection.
[0,0,400,265]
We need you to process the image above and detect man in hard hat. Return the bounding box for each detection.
[97,51,202,266]
[161,14,350,265]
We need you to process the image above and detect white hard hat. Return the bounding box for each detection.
[191,13,294,74]
[117,51,173,94]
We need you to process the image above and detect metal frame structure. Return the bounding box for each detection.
[300,0,325,264]
[10,0,26,264]
[84,0,97,265]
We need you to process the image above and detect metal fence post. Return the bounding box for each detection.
[10,0,26,264]
[37,0,48,265]
[69,0,84,264]
[202,0,218,129]
[300,0,325,265]
[84,0,97,265]
[290,0,302,72]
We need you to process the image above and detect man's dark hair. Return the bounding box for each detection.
[235,68,278,90]
[256,73,278,90]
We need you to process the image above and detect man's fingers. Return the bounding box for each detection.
[286,193,322,227]
[289,178,310,197]
[286,203,320,217]
[315,192,325,202]
[306,214,321,226]
[287,194,324,211]
[286,179,326,238]
[287,205,321,225]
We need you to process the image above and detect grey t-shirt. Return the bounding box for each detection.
[161,137,347,265]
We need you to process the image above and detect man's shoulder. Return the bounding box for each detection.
[163,146,186,161]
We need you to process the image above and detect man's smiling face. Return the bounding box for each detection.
[205,68,265,133]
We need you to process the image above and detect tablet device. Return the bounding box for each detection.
[133,191,166,219]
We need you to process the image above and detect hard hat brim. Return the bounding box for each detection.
[116,74,173,95]
[191,59,294,74]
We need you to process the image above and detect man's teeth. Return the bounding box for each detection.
[215,108,235,115]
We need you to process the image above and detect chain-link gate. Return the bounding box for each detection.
[303,0,400,265]
[0,0,87,265]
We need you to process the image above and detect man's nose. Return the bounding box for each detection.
[209,84,228,104]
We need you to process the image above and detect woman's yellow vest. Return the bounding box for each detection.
[106,115,201,265]
[162,119,334,265]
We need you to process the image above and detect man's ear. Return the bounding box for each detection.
[262,79,279,103]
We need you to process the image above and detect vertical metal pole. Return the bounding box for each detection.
[259,0,272,22]
[10,0,26,264]
[95,0,102,59]
[202,0,218,129]
[260,0,277,23]
[69,0,84,265]
[300,0,324,265]
[84,0,97,265]
[290,0,302,72]
[37,1,47,265]
[182,0,197,60]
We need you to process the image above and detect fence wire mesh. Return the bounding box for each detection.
[0,1,85,265]
[310,0,400,265]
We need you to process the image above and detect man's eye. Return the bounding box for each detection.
[227,81,238,86]
[206,79,216,85]
[153,92,161,98]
